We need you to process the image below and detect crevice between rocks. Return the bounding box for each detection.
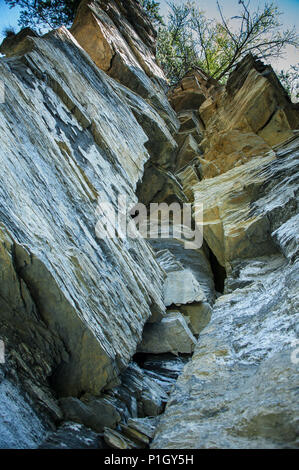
[207,245,227,294]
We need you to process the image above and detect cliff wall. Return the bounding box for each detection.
[0,0,298,449]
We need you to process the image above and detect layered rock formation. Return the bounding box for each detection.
[0,0,298,450]
[152,136,299,449]
[150,54,299,450]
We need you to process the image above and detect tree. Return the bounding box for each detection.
[5,1,80,31]
[138,0,164,25]
[5,0,163,31]
[157,3,198,82]
[156,0,299,84]
[277,64,299,102]
[5,0,298,89]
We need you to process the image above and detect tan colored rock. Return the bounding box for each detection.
[194,133,299,271]
[127,417,157,439]
[71,0,178,130]
[168,72,207,112]
[176,164,202,202]
[138,312,197,355]
[200,130,271,178]
[176,135,201,170]
[120,424,149,446]
[258,108,295,146]
[164,269,206,306]
[196,55,299,178]
[0,28,37,57]
[104,427,141,449]
[174,302,212,336]
[193,151,277,267]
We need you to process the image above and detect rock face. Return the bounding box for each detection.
[170,55,299,181]
[0,26,169,397]
[0,3,172,446]
[0,0,298,451]
[70,0,178,130]
[138,312,197,355]
[152,256,299,448]
[151,133,299,449]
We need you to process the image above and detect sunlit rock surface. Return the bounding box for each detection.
[169,55,299,180]
[71,0,178,131]
[193,135,299,269]
[151,137,299,449]
[0,0,298,450]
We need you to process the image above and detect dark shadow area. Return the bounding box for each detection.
[207,245,227,294]
[133,352,190,380]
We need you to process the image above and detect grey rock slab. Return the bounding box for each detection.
[39,421,104,449]
[151,256,299,448]
[150,238,215,304]
[104,427,142,449]
[0,379,48,449]
[127,417,159,439]
[163,269,206,306]
[120,362,168,417]
[0,27,166,396]
[59,396,121,433]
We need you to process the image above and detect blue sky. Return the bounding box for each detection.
[0,1,20,39]
[0,0,298,70]
[159,0,299,70]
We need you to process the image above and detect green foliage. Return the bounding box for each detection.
[4,0,298,88]
[138,0,164,25]
[5,0,80,31]
[277,64,299,102]
[156,0,299,84]
[157,3,197,82]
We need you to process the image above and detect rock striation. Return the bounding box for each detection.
[151,110,299,448]
[0,4,173,446]
[0,0,298,450]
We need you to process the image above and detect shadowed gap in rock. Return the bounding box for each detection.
[207,245,226,294]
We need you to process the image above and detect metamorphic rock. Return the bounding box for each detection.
[0,0,298,449]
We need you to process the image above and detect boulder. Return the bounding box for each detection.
[138,312,197,355]
[104,427,141,449]
[120,424,150,446]
[173,301,212,336]
[39,422,104,449]
[176,135,201,170]
[152,240,215,304]
[59,396,121,433]
[164,269,206,306]
[120,363,168,417]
